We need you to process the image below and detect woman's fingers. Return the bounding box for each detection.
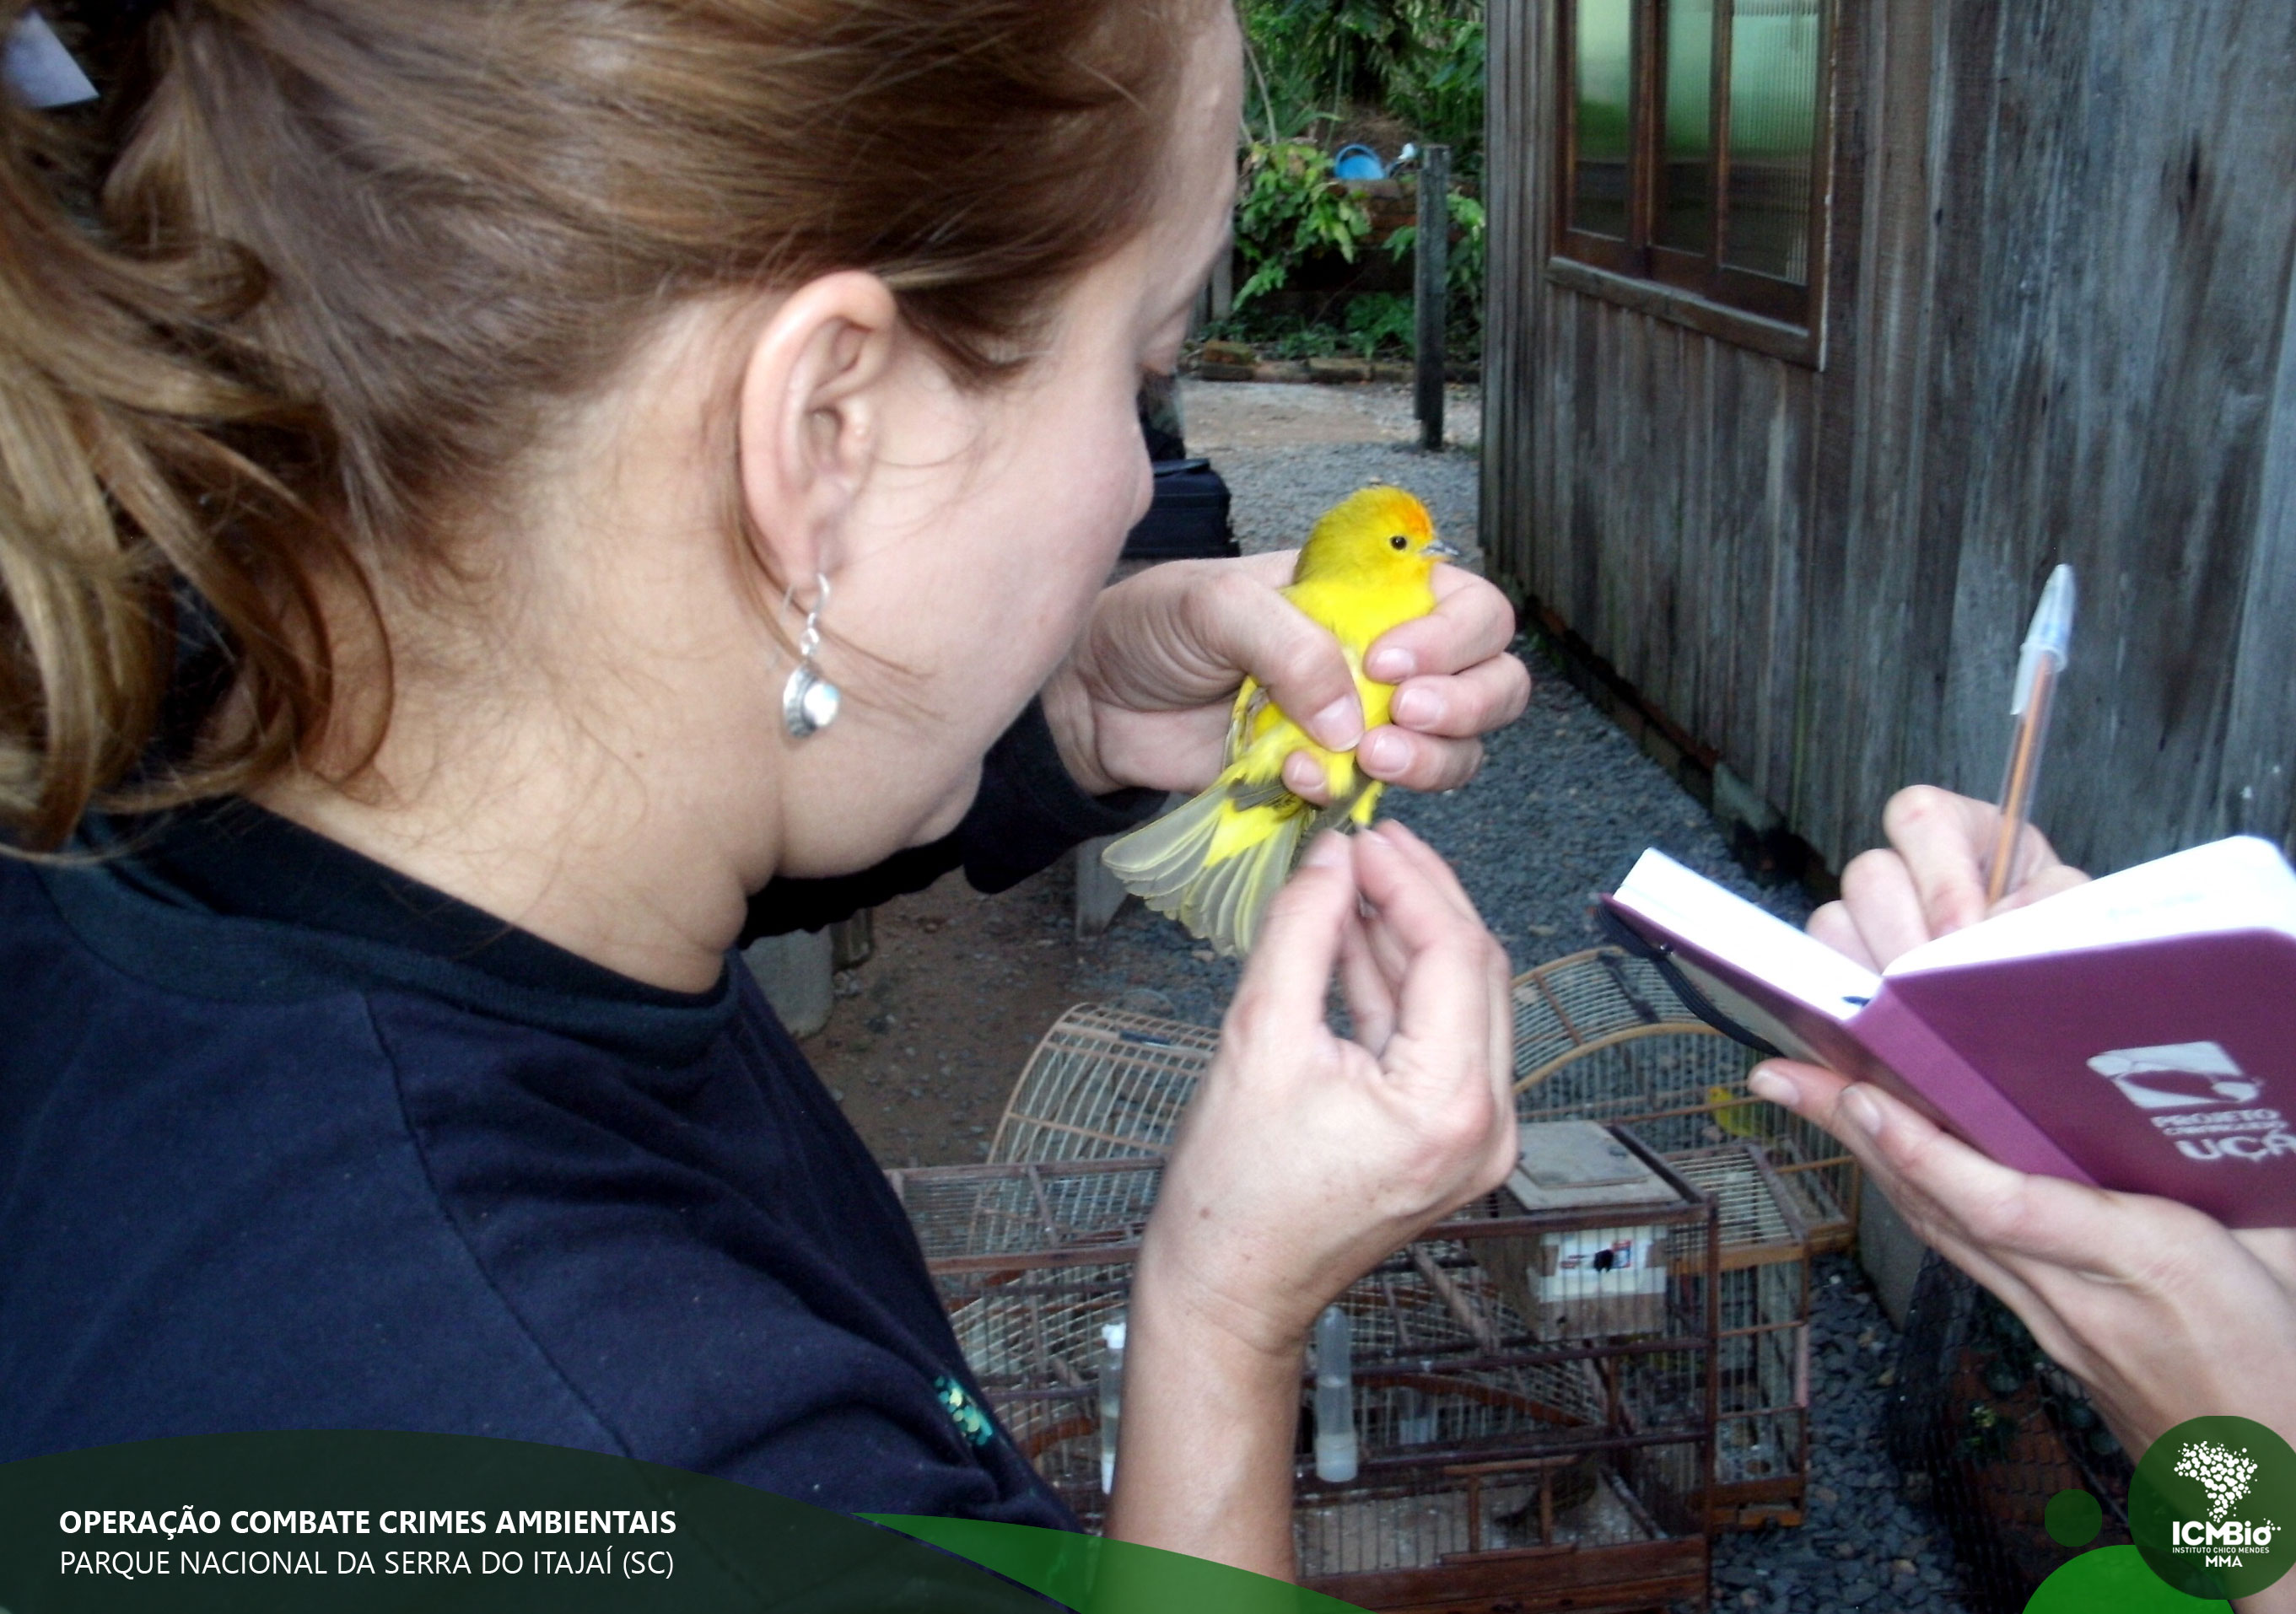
[1182,569,1365,751]
[1806,901,1881,971]
[1386,653,1533,740]
[1368,820,1485,926]
[1834,849,1934,969]
[1878,785,2075,938]
[1358,659,1527,791]
[1811,788,2094,968]
[1281,749,1337,806]
[1356,726,1485,793]
[1363,565,1519,685]
[1229,831,1357,1036]
[1995,861,2092,917]
[1878,786,1997,936]
[1751,1060,2180,1284]
[1337,898,1399,1055]
[1352,827,1501,1085]
[1356,570,1528,794]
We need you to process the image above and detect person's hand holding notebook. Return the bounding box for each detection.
[1710,785,2296,1487]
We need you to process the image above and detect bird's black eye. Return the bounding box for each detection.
[1389,534,1409,551]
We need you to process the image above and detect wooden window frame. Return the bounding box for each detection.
[1550,0,1835,365]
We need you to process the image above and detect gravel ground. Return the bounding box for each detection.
[1180,379,1484,565]
[1709,1256,1972,1614]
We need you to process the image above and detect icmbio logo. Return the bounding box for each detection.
[2168,1439,2274,1567]
[2131,1415,2296,1600]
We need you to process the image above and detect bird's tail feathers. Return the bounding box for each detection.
[1102,767,1386,957]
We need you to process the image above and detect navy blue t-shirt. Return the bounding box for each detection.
[0,701,1156,1523]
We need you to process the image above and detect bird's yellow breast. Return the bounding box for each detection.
[1221,562,1440,804]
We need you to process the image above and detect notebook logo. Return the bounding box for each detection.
[2088,1041,2261,1111]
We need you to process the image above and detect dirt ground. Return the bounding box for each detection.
[803,858,1093,1170]
[1180,378,1481,450]
[806,379,1461,1167]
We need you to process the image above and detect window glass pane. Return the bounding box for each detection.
[1572,0,1633,239]
[1724,0,1820,282]
[1656,0,1714,253]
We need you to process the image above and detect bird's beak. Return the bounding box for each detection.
[1425,538,1463,562]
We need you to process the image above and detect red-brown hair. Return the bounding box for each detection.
[0,0,1206,851]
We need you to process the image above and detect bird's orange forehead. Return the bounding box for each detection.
[1349,486,1435,535]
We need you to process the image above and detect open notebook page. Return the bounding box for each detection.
[1885,835,2296,978]
[1612,850,1879,1021]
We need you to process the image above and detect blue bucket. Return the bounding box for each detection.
[1332,143,1387,181]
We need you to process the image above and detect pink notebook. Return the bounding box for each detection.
[1602,837,2296,1228]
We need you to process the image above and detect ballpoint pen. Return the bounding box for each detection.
[1987,564,2076,905]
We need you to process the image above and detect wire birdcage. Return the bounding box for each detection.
[988,1005,1214,1163]
[886,1159,1159,1468]
[1665,1143,1815,1529]
[893,1137,1719,1614]
[1511,949,1860,1249]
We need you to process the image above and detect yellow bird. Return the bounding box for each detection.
[1709,1084,1769,1139]
[1102,485,1460,955]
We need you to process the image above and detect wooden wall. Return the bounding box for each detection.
[1484,0,2296,878]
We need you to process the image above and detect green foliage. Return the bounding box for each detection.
[1386,188,1487,305]
[1220,2,1489,361]
[1240,0,1485,173]
[1232,140,1372,309]
[1344,293,1415,357]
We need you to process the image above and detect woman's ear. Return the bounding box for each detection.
[734,270,901,590]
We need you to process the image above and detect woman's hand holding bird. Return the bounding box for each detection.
[1040,537,1528,804]
[1084,487,1526,954]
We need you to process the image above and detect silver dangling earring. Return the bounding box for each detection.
[780,573,842,739]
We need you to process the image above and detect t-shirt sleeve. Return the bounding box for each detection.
[739,697,1167,941]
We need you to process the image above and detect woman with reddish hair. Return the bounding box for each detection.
[0,0,1531,1579]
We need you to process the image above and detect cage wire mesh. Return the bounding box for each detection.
[885,1159,1160,1482]
[1663,1144,1814,1528]
[984,984,1837,1541]
[988,1005,1213,1163]
[1884,1256,2132,1613]
[893,1141,1719,1611]
[1510,949,1860,1250]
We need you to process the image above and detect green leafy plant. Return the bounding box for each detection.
[1241,0,1485,176]
[1344,292,1415,357]
[1232,139,1372,309]
[1386,188,1486,304]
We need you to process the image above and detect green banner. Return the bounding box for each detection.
[869,1515,1366,1614]
[0,1431,1365,1612]
[2022,1546,2230,1613]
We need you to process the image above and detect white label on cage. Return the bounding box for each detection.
[1537,1226,1666,1299]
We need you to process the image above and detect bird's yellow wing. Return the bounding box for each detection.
[1102,549,1440,955]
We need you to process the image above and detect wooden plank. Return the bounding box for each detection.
[1496,0,2296,883]
[2221,219,2296,853]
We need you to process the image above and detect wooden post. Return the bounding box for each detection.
[1414,143,1451,452]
